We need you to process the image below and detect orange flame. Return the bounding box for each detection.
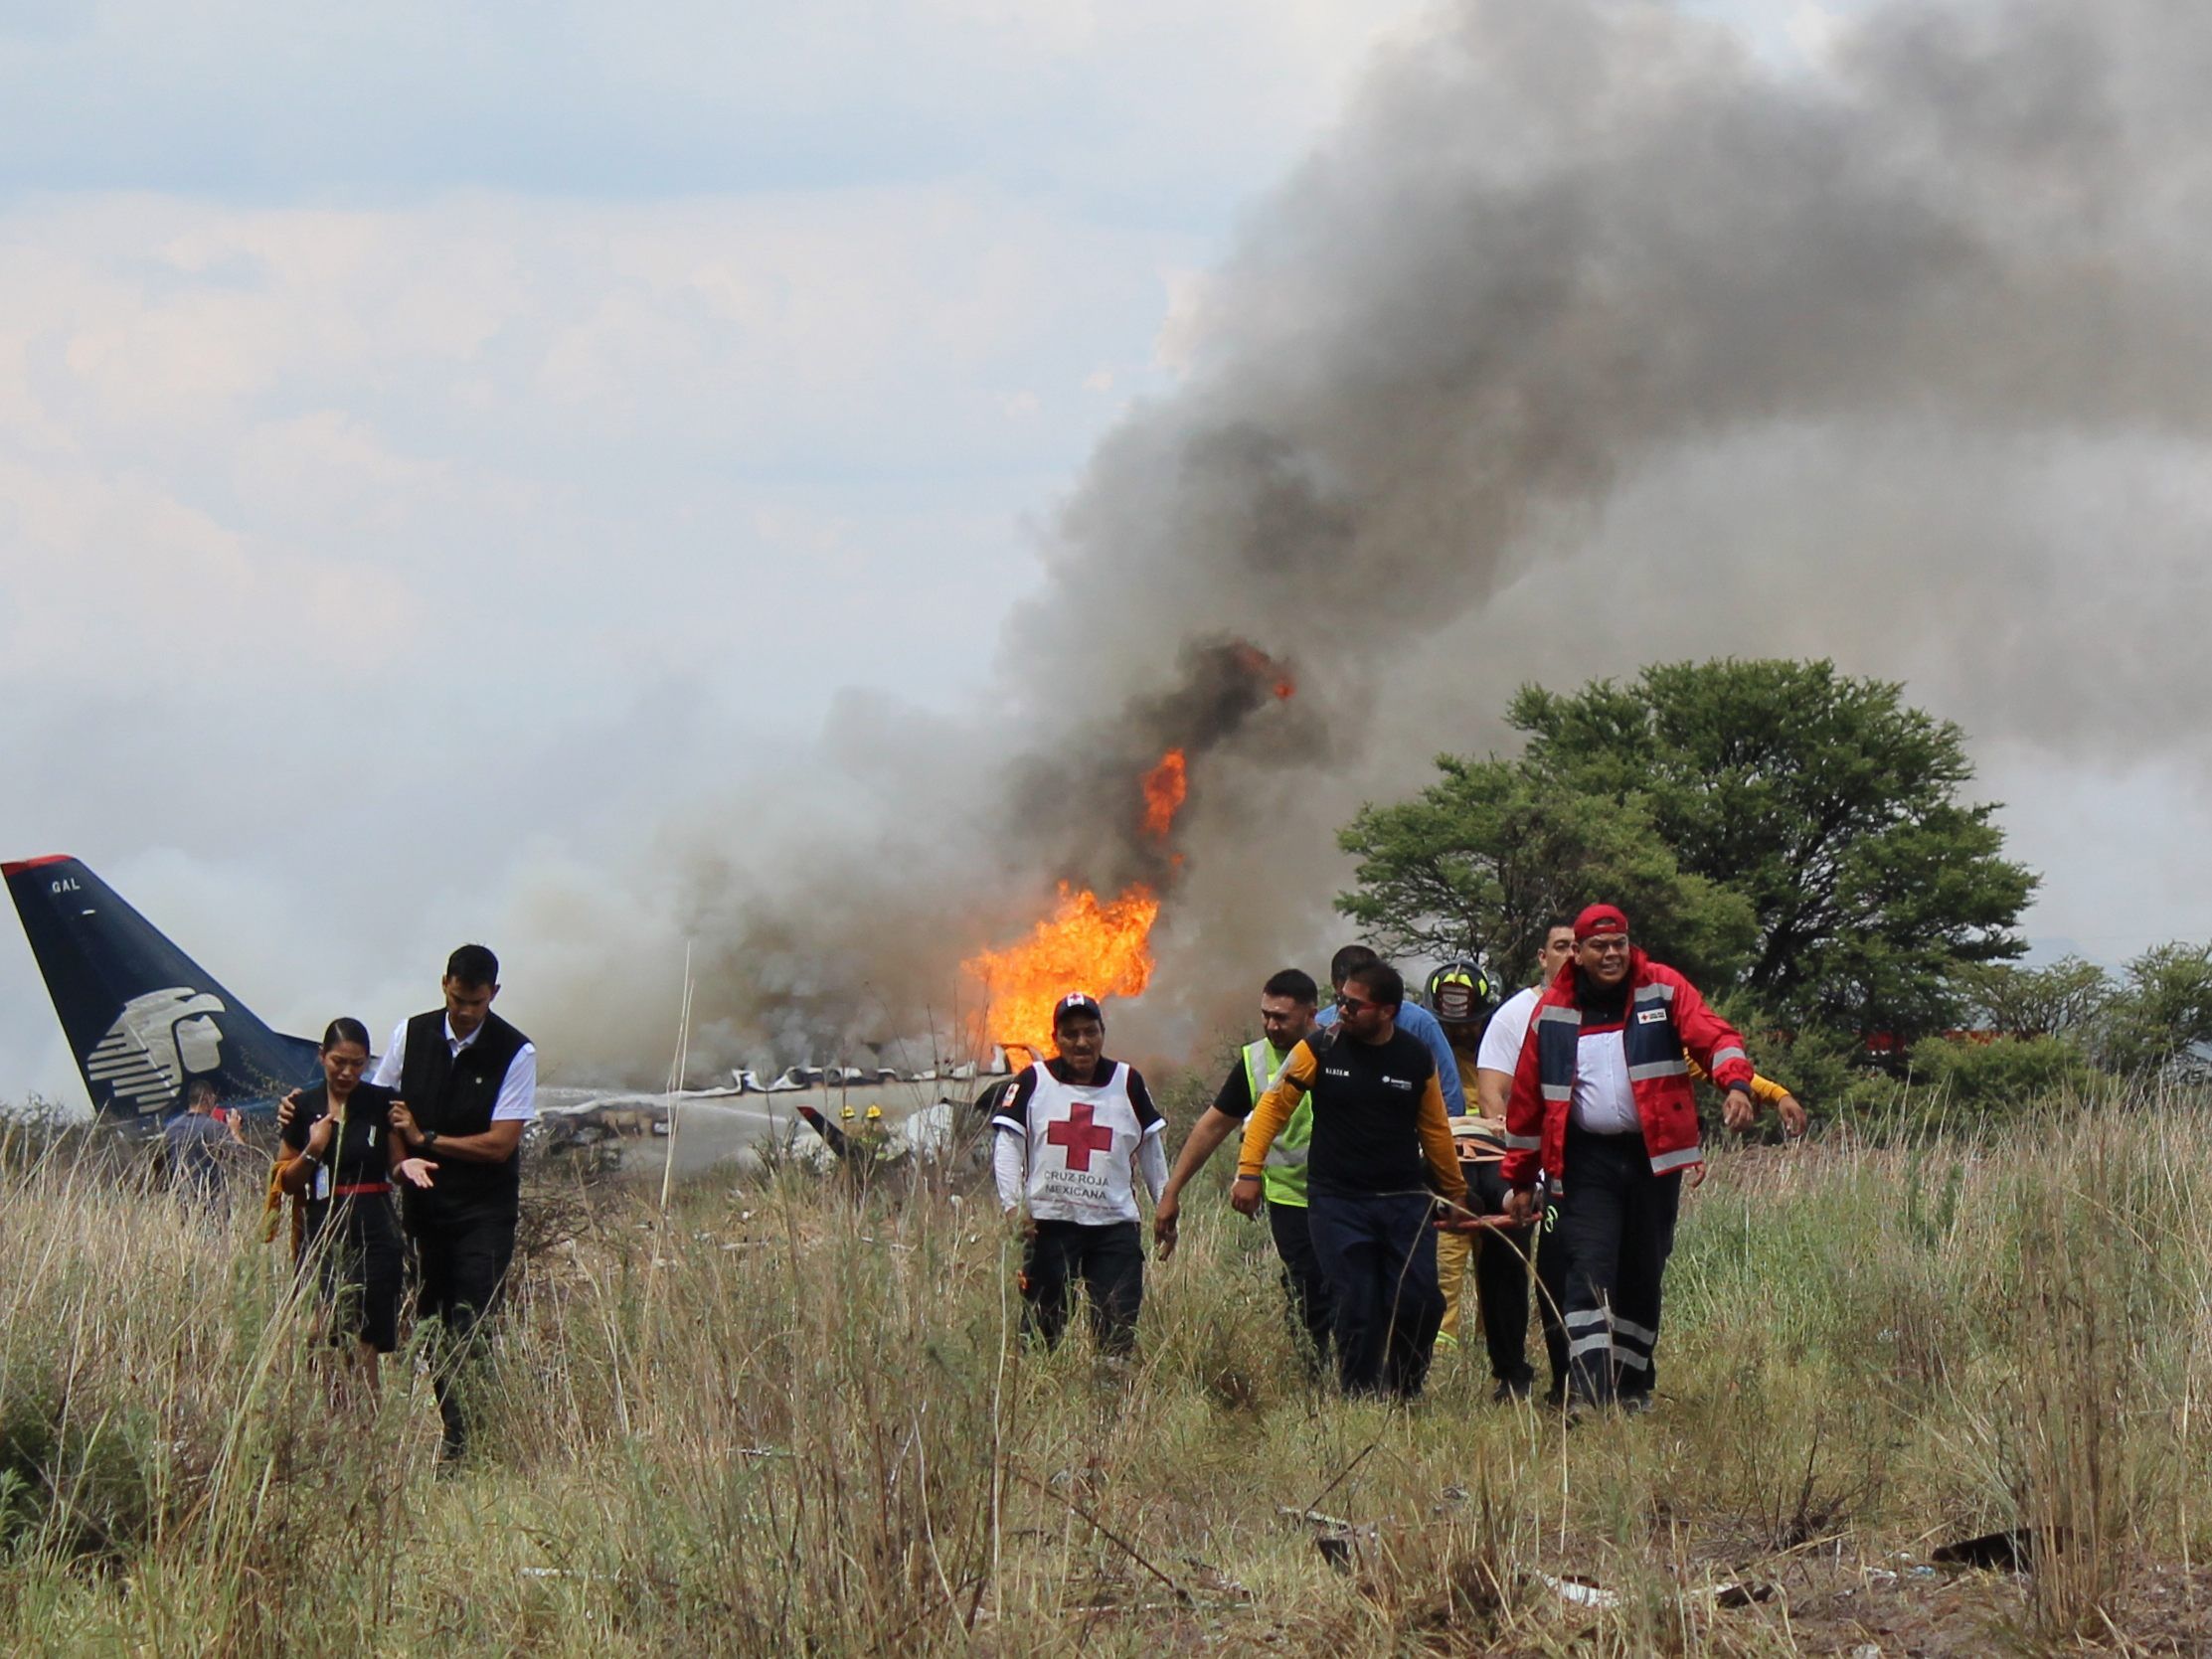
[964,883,1162,1062]
[1140,748,1188,840]
[1230,640,1296,704]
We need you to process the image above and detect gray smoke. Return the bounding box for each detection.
[552,0,2212,1079]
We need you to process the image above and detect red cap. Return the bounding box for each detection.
[1574,904,1629,941]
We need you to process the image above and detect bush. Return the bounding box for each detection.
[1904,1034,2095,1115]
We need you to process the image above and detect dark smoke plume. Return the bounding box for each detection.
[569,0,2212,1078]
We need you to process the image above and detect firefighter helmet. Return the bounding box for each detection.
[1426,961,1493,1023]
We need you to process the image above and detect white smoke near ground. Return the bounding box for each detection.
[530,0,2212,1079]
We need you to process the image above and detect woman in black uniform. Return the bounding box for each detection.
[276,1018,437,1384]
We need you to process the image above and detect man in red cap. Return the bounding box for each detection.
[1499,904,1759,1410]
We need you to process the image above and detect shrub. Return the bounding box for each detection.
[1904,1033,2095,1115]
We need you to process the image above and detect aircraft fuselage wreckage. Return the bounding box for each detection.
[5,855,998,1173]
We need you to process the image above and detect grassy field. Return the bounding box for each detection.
[1,1090,2210,1656]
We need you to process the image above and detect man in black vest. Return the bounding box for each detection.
[376,942,537,1463]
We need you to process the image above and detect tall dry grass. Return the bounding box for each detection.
[0,1092,2206,1653]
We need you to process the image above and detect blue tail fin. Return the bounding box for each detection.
[4,856,322,1122]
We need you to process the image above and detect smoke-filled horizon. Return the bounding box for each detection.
[612,0,2212,1081]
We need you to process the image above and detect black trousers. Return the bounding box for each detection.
[1553,1125,1681,1406]
[406,1202,518,1455]
[1266,1199,1335,1375]
[1451,1160,1573,1395]
[1023,1220,1143,1357]
[1454,1160,1533,1389]
[302,1194,405,1354]
[1534,1195,1571,1400]
[1305,1191,1443,1400]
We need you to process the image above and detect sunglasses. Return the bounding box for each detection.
[1334,992,1379,1015]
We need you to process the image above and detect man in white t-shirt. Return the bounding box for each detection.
[1469,917,1581,1400]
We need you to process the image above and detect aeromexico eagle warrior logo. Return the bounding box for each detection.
[84,988,227,1116]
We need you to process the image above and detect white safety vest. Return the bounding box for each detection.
[1009,1061,1152,1225]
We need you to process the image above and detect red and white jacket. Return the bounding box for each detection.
[1501,950,1754,1188]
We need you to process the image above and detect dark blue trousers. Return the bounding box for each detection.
[1267,1199,1335,1377]
[1305,1190,1444,1399]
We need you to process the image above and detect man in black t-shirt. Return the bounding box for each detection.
[1232,962,1466,1399]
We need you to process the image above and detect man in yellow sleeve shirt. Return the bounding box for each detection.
[1232,960,1464,1400]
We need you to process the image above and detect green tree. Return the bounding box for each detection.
[1334,757,1758,988]
[2101,942,2212,1075]
[1952,956,2114,1039]
[1509,659,2035,1038]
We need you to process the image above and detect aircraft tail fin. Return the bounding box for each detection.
[4,856,321,1122]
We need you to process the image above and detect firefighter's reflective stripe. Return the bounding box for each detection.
[1249,1039,1312,1207]
[1565,1307,1613,1360]
[1649,1144,1703,1175]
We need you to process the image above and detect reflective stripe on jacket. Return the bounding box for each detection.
[1500,949,1754,1188]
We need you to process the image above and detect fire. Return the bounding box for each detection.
[1140,748,1188,840]
[964,883,1162,1062]
[1229,639,1296,703]
[963,746,1195,1061]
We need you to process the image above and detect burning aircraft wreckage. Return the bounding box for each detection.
[548,639,1302,1176]
[3,641,1299,1183]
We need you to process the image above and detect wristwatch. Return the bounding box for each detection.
[421,1129,440,1149]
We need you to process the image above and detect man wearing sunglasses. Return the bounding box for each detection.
[1497,904,1757,1410]
[1312,944,1466,1116]
[1232,961,1464,1399]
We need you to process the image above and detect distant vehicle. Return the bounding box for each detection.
[4,855,323,1125]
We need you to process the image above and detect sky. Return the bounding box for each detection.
[2,0,2202,1105]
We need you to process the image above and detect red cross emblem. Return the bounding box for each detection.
[1045,1102,1115,1171]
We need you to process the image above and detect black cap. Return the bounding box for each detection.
[1052,992,1106,1029]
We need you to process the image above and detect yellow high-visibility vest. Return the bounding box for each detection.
[1247,1038,1312,1208]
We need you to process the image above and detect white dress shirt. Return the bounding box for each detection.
[1570,1030,1639,1134]
[371,1016,538,1122]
